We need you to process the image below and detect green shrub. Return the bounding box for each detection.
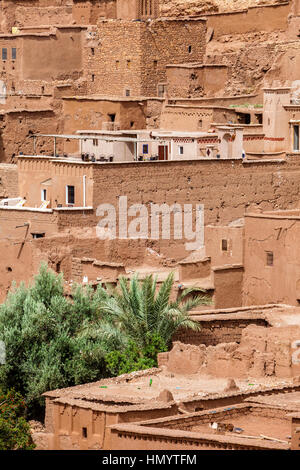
[105,333,167,376]
[0,389,35,450]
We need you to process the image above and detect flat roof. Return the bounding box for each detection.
[33,133,154,143]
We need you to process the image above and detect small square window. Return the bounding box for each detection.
[266,251,273,266]
[158,84,166,97]
[2,48,7,61]
[66,185,75,205]
[31,233,45,239]
[221,239,228,251]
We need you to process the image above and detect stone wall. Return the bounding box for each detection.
[0,163,18,199]
[173,318,268,346]
[160,324,300,379]
[85,19,206,97]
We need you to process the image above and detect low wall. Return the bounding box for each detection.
[109,403,288,450]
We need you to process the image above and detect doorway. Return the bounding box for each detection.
[158,145,168,160]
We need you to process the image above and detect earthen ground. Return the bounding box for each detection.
[191,415,290,442]
[70,373,294,403]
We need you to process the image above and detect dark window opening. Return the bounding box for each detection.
[237,112,251,125]
[108,113,116,122]
[255,113,263,125]
[66,185,75,205]
[56,261,61,273]
[41,189,47,201]
[31,233,45,239]
[143,144,148,154]
[221,239,228,251]
[91,74,95,82]
[153,60,158,69]
[12,48,16,60]
[2,48,7,60]
[266,251,274,266]
[91,48,94,55]
[188,45,192,53]
[82,427,87,438]
[6,267,12,272]
[294,125,299,151]
[130,121,134,128]
[125,89,130,97]
[198,119,203,129]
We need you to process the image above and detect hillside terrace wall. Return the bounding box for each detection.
[203,3,291,39]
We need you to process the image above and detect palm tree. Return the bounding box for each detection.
[94,271,211,350]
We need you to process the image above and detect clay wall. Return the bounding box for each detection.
[160,106,214,132]
[48,398,177,450]
[0,207,59,298]
[22,28,84,81]
[213,265,243,308]
[205,224,244,267]
[90,157,300,259]
[18,156,94,208]
[2,110,57,162]
[204,3,291,39]
[0,162,18,198]
[109,415,285,450]
[15,6,73,27]
[164,324,300,379]
[18,156,52,206]
[62,98,148,147]
[72,0,116,24]
[166,64,228,98]
[243,213,300,306]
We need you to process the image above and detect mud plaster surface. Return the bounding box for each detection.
[67,373,293,403]
[192,415,290,441]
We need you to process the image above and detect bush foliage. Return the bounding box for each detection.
[0,264,209,419]
[0,389,35,450]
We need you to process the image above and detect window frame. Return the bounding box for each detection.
[66,185,75,205]
[41,189,47,202]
